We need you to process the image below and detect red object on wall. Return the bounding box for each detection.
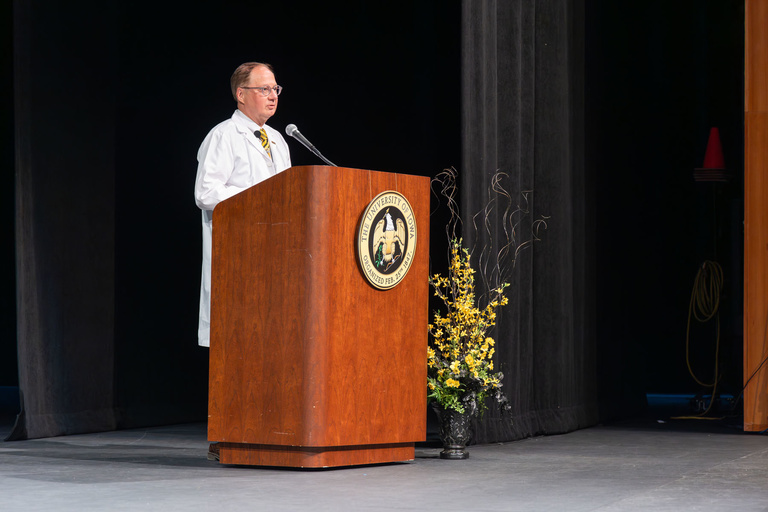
[702,127,726,169]
[694,127,729,182]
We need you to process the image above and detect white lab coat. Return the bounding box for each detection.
[194,109,292,347]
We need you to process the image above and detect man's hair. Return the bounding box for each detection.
[230,62,274,101]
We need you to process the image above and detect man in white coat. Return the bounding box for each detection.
[194,62,292,348]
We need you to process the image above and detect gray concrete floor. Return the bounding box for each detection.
[1,419,767,512]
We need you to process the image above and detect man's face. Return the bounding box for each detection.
[237,65,279,126]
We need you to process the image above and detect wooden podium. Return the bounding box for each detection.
[207,166,429,468]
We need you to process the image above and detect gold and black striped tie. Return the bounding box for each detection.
[258,128,272,160]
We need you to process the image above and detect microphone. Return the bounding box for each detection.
[285,124,337,167]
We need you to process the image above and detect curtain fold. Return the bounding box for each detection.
[10,0,598,443]
[461,0,597,443]
[10,0,118,440]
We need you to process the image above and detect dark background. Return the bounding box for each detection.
[587,1,744,418]
[2,0,16,391]
[114,2,462,425]
[2,1,744,427]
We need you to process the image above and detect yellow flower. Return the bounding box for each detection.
[428,239,510,409]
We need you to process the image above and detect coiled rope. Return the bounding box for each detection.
[675,260,724,419]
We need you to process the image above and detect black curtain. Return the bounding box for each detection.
[12,0,602,442]
[11,1,119,439]
[10,1,461,440]
[1,0,17,396]
[460,0,598,443]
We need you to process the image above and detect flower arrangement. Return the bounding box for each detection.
[427,239,511,417]
[427,168,547,421]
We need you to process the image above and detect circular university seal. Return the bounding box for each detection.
[357,191,417,290]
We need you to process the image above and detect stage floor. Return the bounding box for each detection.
[1,418,767,512]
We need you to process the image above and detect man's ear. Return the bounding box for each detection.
[236,88,244,104]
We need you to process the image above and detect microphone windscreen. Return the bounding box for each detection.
[285,124,298,137]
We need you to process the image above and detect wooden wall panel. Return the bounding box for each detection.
[745,0,767,113]
[744,0,768,432]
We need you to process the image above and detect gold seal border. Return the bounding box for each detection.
[357,191,417,290]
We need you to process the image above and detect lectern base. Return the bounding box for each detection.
[216,442,416,468]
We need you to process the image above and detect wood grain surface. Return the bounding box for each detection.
[207,166,429,466]
[217,442,415,468]
[744,0,768,432]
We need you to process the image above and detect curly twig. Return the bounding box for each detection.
[431,167,549,307]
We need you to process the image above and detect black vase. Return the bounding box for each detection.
[433,403,472,459]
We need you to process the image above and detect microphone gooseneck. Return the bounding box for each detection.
[285,124,337,167]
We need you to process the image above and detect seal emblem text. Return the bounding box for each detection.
[357,191,417,290]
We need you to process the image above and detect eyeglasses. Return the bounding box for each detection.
[241,85,283,96]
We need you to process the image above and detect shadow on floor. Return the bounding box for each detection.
[605,393,746,435]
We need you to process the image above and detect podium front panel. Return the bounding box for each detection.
[207,166,429,466]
